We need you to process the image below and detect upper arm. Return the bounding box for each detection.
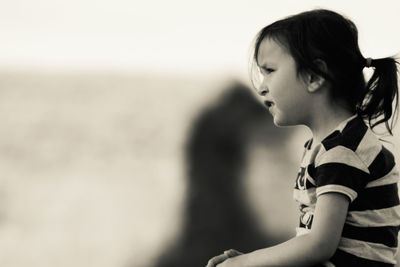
[310,192,350,258]
[310,144,367,257]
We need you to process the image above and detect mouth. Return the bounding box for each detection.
[264,100,274,108]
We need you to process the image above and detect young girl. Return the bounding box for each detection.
[206,9,399,267]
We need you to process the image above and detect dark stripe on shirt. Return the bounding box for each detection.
[321,130,342,151]
[307,164,316,179]
[315,163,369,193]
[342,224,399,247]
[304,138,313,149]
[299,220,313,229]
[330,249,395,267]
[341,116,369,151]
[369,146,396,179]
[322,116,368,151]
[350,183,400,211]
[294,165,317,190]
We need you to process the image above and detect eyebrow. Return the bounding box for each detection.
[257,57,275,67]
[259,64,274,69]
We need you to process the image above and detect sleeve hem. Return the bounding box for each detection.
[316,184,357,202]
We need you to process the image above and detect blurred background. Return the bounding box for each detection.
[0,0,400,266]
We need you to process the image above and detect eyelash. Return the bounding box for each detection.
[261,68,274,75]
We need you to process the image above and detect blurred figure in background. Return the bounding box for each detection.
[155,82,293,267]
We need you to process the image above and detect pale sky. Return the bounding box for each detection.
[1,0,399,77]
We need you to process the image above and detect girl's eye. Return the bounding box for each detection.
[261,67,275,75]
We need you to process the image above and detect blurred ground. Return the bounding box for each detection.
[0,71,398,266]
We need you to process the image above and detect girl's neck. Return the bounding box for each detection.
[308,104,354,145]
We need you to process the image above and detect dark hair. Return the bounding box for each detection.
[250,9,399,134]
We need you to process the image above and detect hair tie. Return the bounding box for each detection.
[365,57,373,68]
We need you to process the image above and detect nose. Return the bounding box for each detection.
[256,85,268,96]
[255,76,269,96]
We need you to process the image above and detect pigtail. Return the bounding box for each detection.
[357,57,399,135]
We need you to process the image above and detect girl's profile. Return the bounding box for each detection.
[207,8,399,267]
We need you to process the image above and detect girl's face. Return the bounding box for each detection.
[256,38,312,126]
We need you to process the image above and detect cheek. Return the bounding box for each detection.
[286,96,301,107]
[269,77,286,99]
[271,86,291,107]
[274,78,306,106]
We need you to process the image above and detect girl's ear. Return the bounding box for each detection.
[306,59,327,93]
[307,73,325,92]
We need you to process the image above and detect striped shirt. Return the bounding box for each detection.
[293,114,400,266]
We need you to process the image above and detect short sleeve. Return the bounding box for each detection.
[314,145,370,202]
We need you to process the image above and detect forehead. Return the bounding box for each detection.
[257,38,290,65]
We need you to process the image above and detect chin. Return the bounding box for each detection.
[273,118,288,127]
[273,115,298,127]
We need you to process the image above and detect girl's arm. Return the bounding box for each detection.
[217,192,350,267]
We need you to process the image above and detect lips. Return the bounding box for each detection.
[264,100,274,108]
